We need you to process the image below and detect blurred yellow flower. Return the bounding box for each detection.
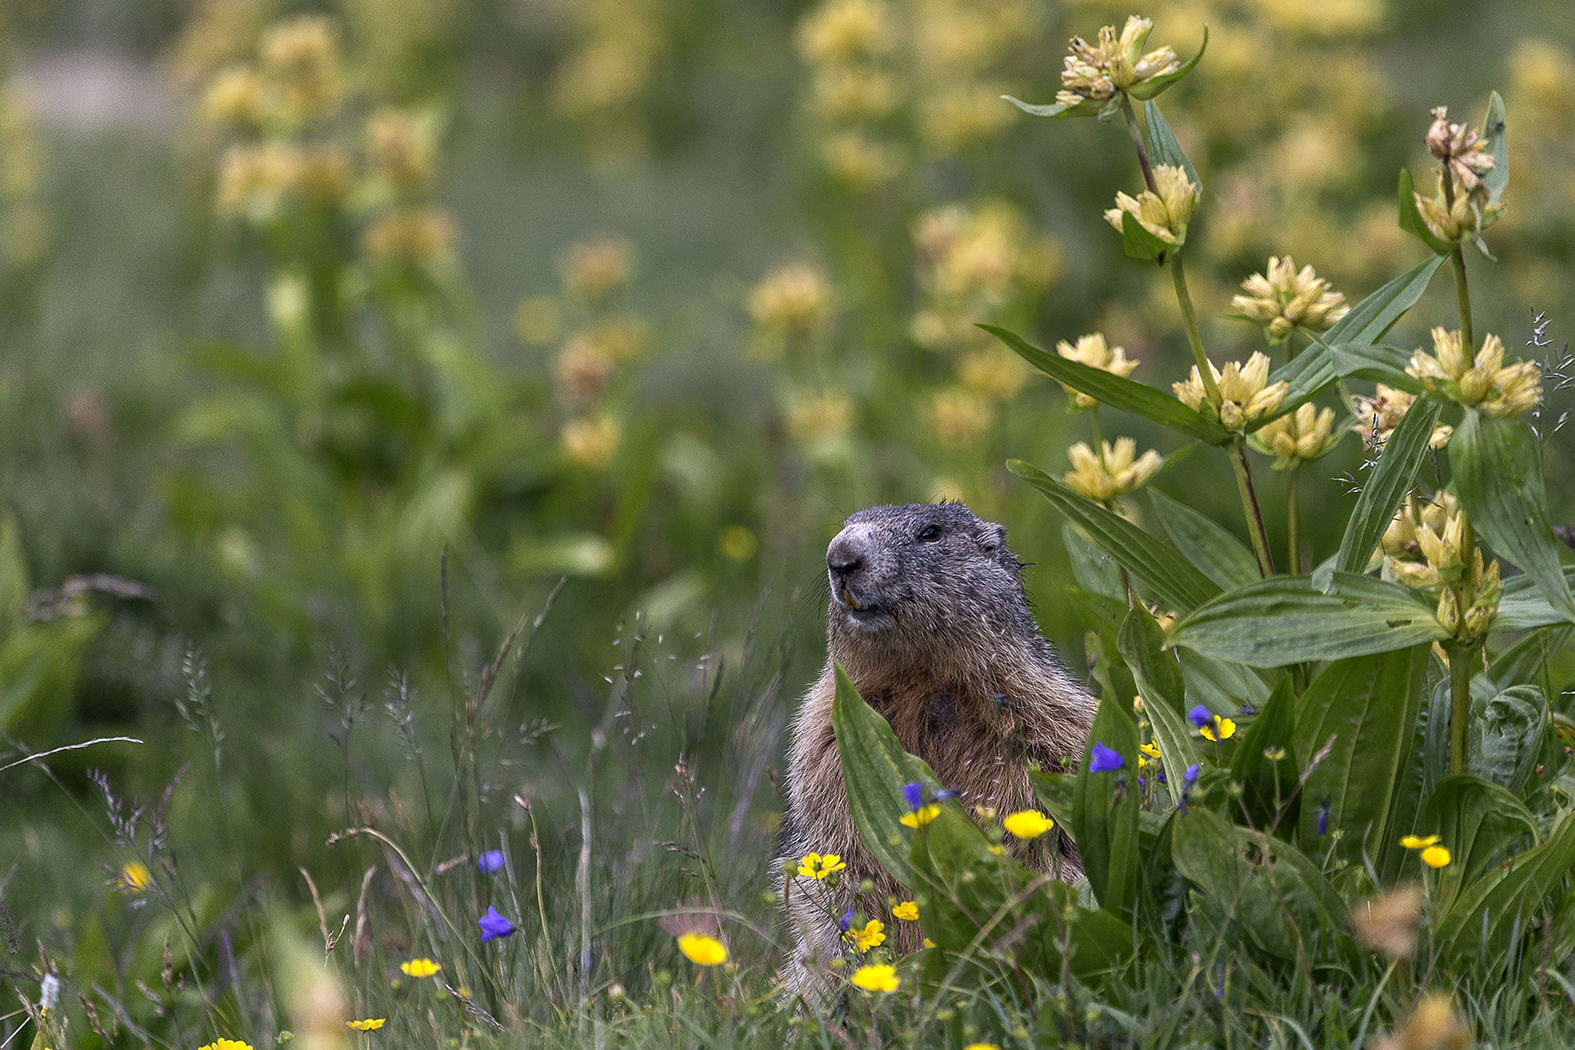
[1055,333,1138,410]
[797,852,846,879]
[811,66,899,122]
[1400,834,1439,849]
[844,918,885,952]
[1420,845,1451,868]
[891,901,919,921]
[850,962,900,992]
[927,388,992,448]
[203,66,267,127]
[561,235,635,301]
[821,130,903,189]
[365,107,438,191]
[1139,742,1161,759]
[346,1020,385,1032]
[1510,39,1575,130]
[400,958,440,978]
[119,861,153,892]
[198,1040,254,1050]
[1104,165,1199,246]
[786,390,855,442]
[260,15,342,123]
[561,415,621,470]
[1063,438,1163,503]
[1002,810,1054,839]
[676,933,728,966]
[719,526,757,561]
[797,0,896,65]
[1231,256,1348,344]
[1406,328,1541,418]
[513,296,562,346]
[748,263,833,335]
[362,208,458,268]
[900,804,940,827]
[1200,716,1236,742]
[1377,994,1469,1050]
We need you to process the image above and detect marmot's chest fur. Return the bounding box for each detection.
[776,502,1097,1002]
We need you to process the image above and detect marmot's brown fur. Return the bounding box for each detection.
[777,502,1096,1002]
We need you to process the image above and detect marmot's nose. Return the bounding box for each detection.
[827,532,867,579]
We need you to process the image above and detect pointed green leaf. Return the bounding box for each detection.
[1177,648,1271,715]
[1010,459,1222,612]
[1421,774,1539,906]
[1072,695,1141,918]
[1482,91,1507,207]
[1398,168,1455,255]
[1228,676,1299,832]
[1336,396,1441,573]
[1325,342,1425,392]
[1126,26,1208,101]
[1141,100,1199,189]
[1121,208,1175,261]
[1149,488,1260,590]
[1292,646,1430,863]
[984,324,1226,442]
[832,663,944,886]
[1434,808,1575,971]
[1117,605,1198,803]
[1170,573,1447,666]
[1002,94,1101,119]
[1450,411,1575,624]
[1488,625,1572,687]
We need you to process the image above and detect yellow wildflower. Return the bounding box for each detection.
[119,861,153,893]
[1400,834,1440,850]
[1353,384,1451,450]
[1376,994,1470,1050]
[400,958,440,978]
[1139,742,1162,759]
[748,263,833,335]
[1172,351,1288,431]
[1055,333,1139,409]
[1063,438,1163,503]
[850,962,900,992]
[677,933,729,966]
[797,0,895,64]
[892,901,919,921]
[1002,810,1055,839]
[1420,845,1451,869]
[1104,165,1199,246]
[923,937,936,948]
[1057,16,1180,108]
[561,415,621,470]
[361,208,458,268]
[844,918,885,952]
[198,1041,254,1050]
[1406,328,1541,417]
[1247,403,1342,469]
[346,1020,386,1032]
[797,852,847,879]
[1230,256,1349,344]
[1200,716,1236,742]
[900,804,940,827]
[560,235,635,301]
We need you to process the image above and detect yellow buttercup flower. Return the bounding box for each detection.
[1055,333,1139,410]
[1139,742,1161,759]
[1002,810,1055,839]
[1063,438,1163,503]
[922,937,936,948]
[1200,717,1236,742]
[1104,165,1199,246]
[1401,834,1440,849]
[1172,352,1288,432]
[899,804,940,827]
[1420,845,1452,868]
[400,958,440,978]
[677,933,729,966]
[844,918,886,952]
[797,852,847,879]
[198,1041,254,1050]
[850,962,900,992]
[346,1020,386,1031]
[892,901,919,921]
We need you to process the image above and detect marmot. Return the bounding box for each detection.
[777,501,1096,1001]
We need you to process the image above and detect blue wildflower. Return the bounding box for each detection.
[903,782,924,811]
[1089,741,1125,773]
[1187,705,1212,730]
[478,849,506,874]
[479,906,516,942]
[840,907,854,932]
[1318,793,1331,836]
[1183,763,1200,790]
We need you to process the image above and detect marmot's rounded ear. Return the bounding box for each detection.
[982,523,1006,553]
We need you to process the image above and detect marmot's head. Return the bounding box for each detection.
[826,502,1030,658]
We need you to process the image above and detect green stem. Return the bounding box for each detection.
[1287,467,1302,576]
[1171,255,1221,404]
[1230,440,1275,578]
[1089,403,1104,450]
[1451,245,1474,349]
[1448,642,1474,777]
[1120,95,1159,193]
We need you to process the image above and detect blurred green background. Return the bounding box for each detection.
[1,0,1573,1007]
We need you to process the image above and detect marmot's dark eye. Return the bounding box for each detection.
[917,524,942,542]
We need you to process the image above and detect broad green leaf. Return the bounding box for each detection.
[1072,694,1141,918]
[1293,646,1430,864]
[1011,459,1222,613]
[1117,605,1197,804]
[1063,521,1123,600]
[1141,100,1199,189]
[1451,411,1575,623]
[832,664,944,886]
[983,324,1227,442]
[1398,168,1455,255]
[1482,91,1507,206]
[1028,769,1076,831]
[1172,808,1345,963]
[1170,573,1447,666]
[1435,808,1575,971]
[1420,774,1539,906]
[1177,648,1271,715]
[1126,27,1208,101]
[1325,342,1425,392]
[1121,209,1175,261]
[1228,676,1298,834]
[1149,488,1259,590]
[1488,625,1572,687]
[1494,567,1575,630]
[1002,95,1101,119]
[1336,396,1441,573]
[1432,681,1549,796]
[1139,813,1188,945]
